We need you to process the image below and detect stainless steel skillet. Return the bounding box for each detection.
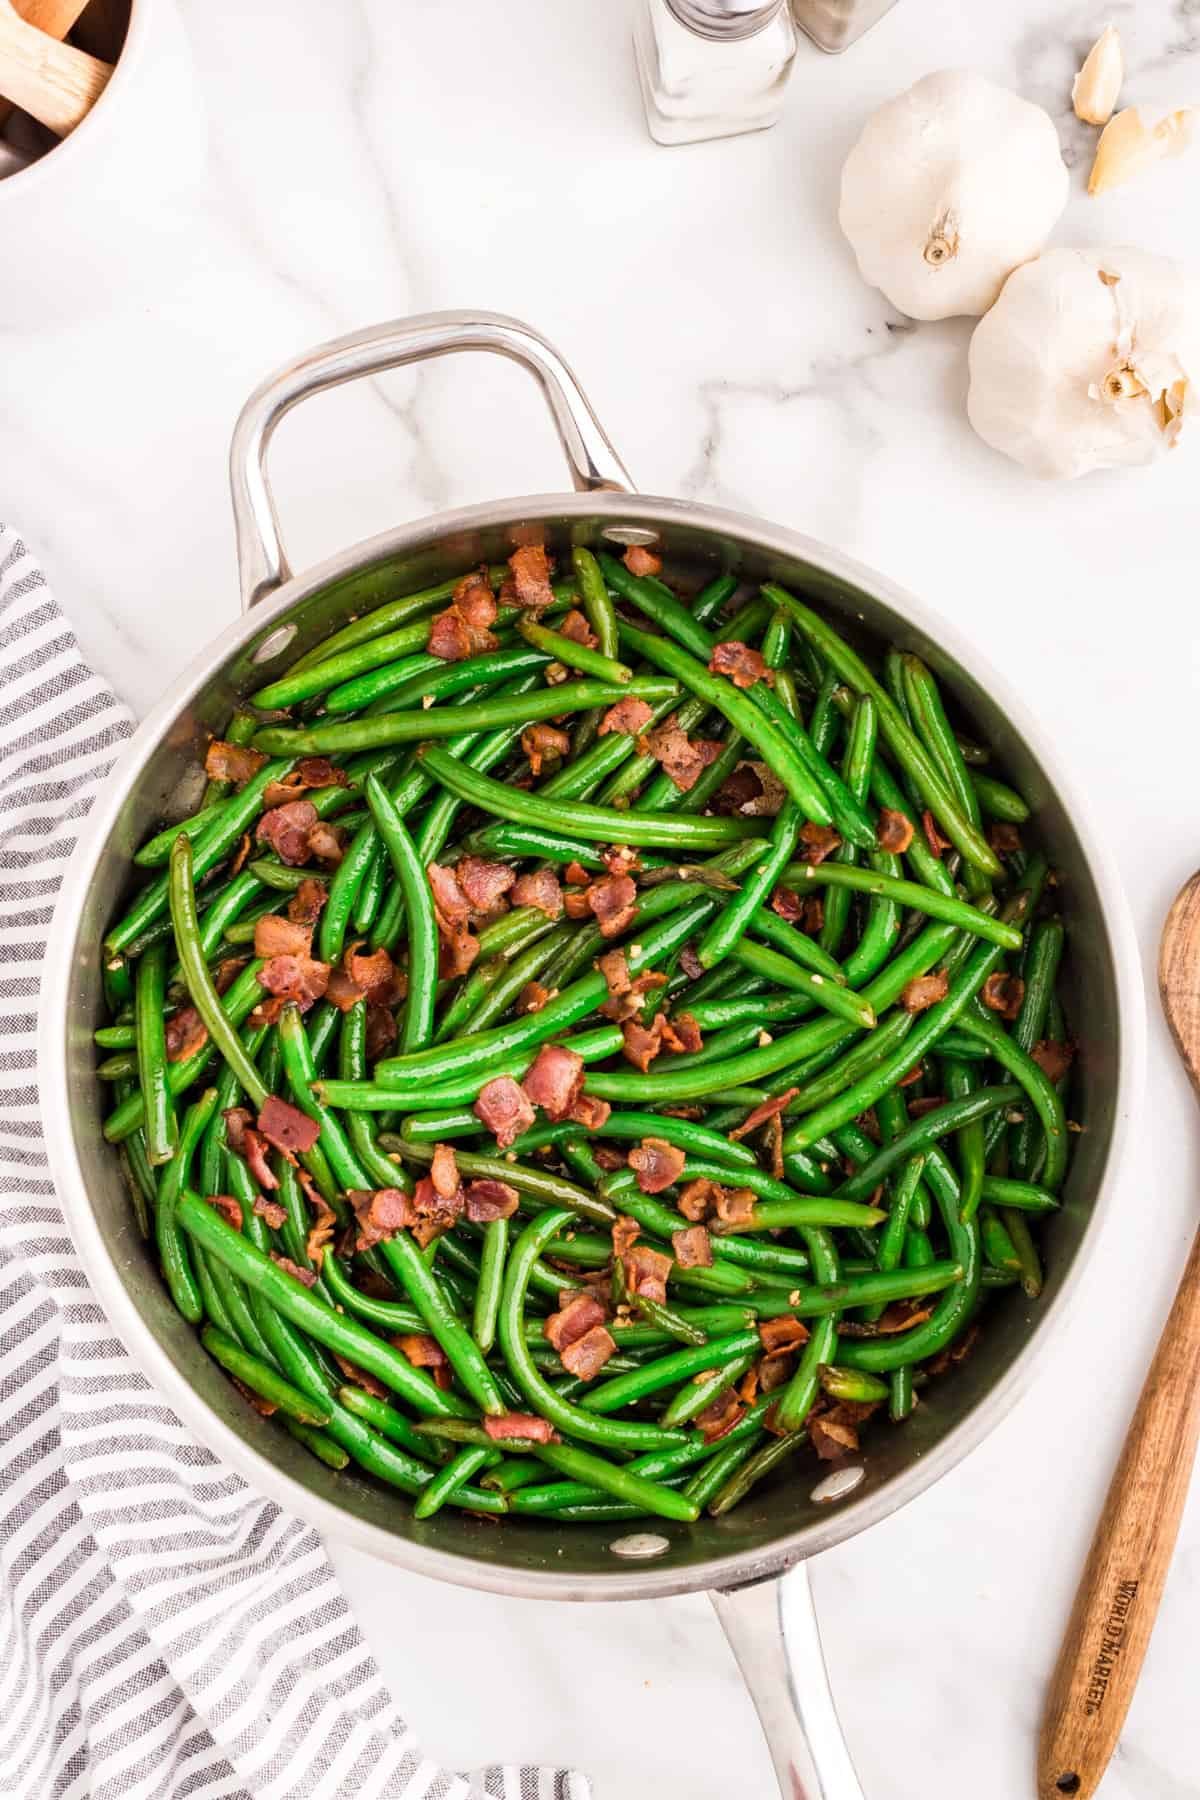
[39,312,1144,1799]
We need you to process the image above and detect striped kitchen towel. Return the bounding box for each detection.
[0,524,589,1800]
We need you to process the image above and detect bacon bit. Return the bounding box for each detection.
[658,1011,702,1054]
[641,724,723,793]
[628,1137,686,1195]
[454,569,499,631]
[679,944,704,981]
[222,1106,251,1155]
[759,1352,795,1394]
[298,1169,336,1266]
[508,544,555,610]
[568,1092,612,1131]
[258,1095,321,1157]
[229,832,253,877]
[430,1142,460,1200]
[456,856,516,916]
[395,1333,447,1369]
[621,1018,661,1073]
[587,872,638,938]
[260,759,349,811]
[876,808,915,853]
[873,1300,935,1336]
[256,800,318,866]
[677,1177,721,1222]
[306,821,346,866]
[522,722,571,776]
[464,1178,520,1222]
[285,879,327,929]
[164,1005,207,1063]
[348,1187,413,1251]
[483,1411,559,1443]
[253,1195,288,1230]
[810,1409,861,1461]
[622,544,662,578]
[206,1194,243,1231]
[427,861,479,978]
[592,1144,625,1171]
[612,1216,640,1261]
[601,845,642,877]
[598,950,667,1023]
[728,1088,798,1142]
[697,1389,744,1444]
[254,915,312,959]
[364,1005,397,1063]
[1033,1039,1074,1083]
[713,1186,756,1231]
[561,1324,617,1381]
[797,821,843,866]
[427,572,499,662]
[898,1063,924,1088]
[671,1226,713,1268]
[557,608,599,648]
[346,943,403,1008]
[926,1324,982,1377]
[428,861,471,922]
[855,1107,880,1143]
[765,1113,785,1181]
[232,1376,277,1417]
[257,953,330,1012]
[988,822,1022,856]
[907,1096,947,1120]
[712,765,763,816]
[564,861,593,887]
[544,1293,607,1352]
[708,641,767,690]
[563,889,592,920]
[522,1043,585,1122]
[899,969,949,1013]
[241,1126,279,1192]
[474,1076,536,1149]
[204,740,268,787]
[427,606,472,662]
[411,1173,465,1232]
[518,981,551,1015]
[624,1244,672,1305]
[982,972,1025,1021]
[599,696,654,738]
[771,885,824,935]
[921,811,952,856]
[510,867,563,920]
[759,1317,809,1354]
[331,1354,389,1401]
[270,1253,318,1289]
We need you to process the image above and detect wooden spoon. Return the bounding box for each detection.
[0,0,111,136]
[1037,868,1200,1800]
[0,1,93,129]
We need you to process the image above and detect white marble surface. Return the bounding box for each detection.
[7,0,1200,1794]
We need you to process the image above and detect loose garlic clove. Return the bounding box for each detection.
[1072,25,1123,126]
[1088,105,1197,194]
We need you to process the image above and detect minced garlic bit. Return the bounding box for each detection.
[757,1031,773,1047]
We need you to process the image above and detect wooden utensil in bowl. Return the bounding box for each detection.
[0,0,92,128]
[1037,869,1200,1799]
[0,0,111,136]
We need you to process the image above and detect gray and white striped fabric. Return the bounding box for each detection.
[0,525,588,1800]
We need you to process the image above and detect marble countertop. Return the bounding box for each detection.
[7,0,1200,1794]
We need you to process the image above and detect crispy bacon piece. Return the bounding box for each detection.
[238,1122,279,1193]
[568,1092,612,1131]
[258,1095,321,1157]
[988,822,1022,856]
[797,821,843,866]
[712,765,763,816]
[759,1317,809,1354]
[430,1141,460,1200]
[256,953,330,1012]
[464,1178,519,1222]
[427,606,471,662]
[256,800,318,866]
[427,572,499,662]
[508,544,554,609]
[287,878,328,926]
[522,723,571,776]
[474,1076,536,1149]
[206,1194,243,1231]
[253,1195,288,1230]
[713,1186,756,1230]
[599,696,654,738]
[395,1333,447,1369]
[261,759,348,810]
[877,808,915,853]
[677,1177,720,1222]
[165,1005,207,1063]
[330,1353,389,1400]
[298,1168,336,1266]
[563,1325,618,1381]
[365,1004,398,1061]
[611,1213,640,1261]
[907,1096,946,1119]
[771,885,824,935]
[510,867,563,920]
[641,724,723,793]
[521,1043,585,1121]
[412,1174,464,1224]
[544,1293,607,1352]
[456,856,516,916]
[622,544,662,577]
[232,1377,277,1417]
[428,861,479,978]
[621,1018,663,1072]
[921,811,952,856]
[270,1253,318,1289]
[696,1388,744,1444]
[1033,1039,1073,1083]
[628,1137,686,1195]
[254,914,312,959]
[624,1244,672,1305]
[306,822,345,866]
[204,740,268,787]
[728,1088,798,1142]
[484,1412,559,1443]
[428,861,472,924]
[557,608,599,647]
[349,1187,413,1251]
[671,1225,713,1268]
[598,949,667,1023]
[810,1408,862,1461]
[708,641,767,690]
[982,972,1025,1020]
[587,872,638,939]
[659,1012,702,1054]
[455,569,498,625]
[899,969,949,1013]
[563,889,591,920]
[222,1107,251,1155]
[346,943,403,1007]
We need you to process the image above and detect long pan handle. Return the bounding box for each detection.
[711,1563,866,1800]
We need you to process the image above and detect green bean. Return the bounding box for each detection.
[979,1176,1059,1213]
[972,773,1030,823]
[378,1228,504,1415]
[521,1441,698,1524]
[201,1325,331,1425]
[900,655,990,899]
[659,1351,757,1428]
[579,1331,760,1414]
[154,1088,219,1322]
[709,1428,807,1515]
[697,800,801,969]
[818,1365,890,1404]
[1001,1206,1044,1298]
[133,803,226,868]
[360,774,436,1051]
[729,938,876,1028]
[957,1002,1068,1190]
[779,861,1019,949]
[1009,920,1065,1177]
[134,942,177,1164]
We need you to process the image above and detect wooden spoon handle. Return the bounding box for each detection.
[1038,1224,1200,1800]
[0,4,111,136]
[0,0,92,127]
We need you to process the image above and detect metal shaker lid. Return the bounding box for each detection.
[665,0,787,39]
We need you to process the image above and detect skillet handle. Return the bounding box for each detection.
[711,1563,866,1800]
[228,309,635,610]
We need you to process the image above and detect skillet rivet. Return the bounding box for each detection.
[601,526,661,548]
[251,623,299,664]
[810,1464,866,1504]
[609,1532,670,1559]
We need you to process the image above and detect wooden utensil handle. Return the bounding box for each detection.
[0,3,111,136]
[1038,1224,1200,1800]
[0,0,93,128]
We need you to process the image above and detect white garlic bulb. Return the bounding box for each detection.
[966,247,1200,479]
[838,70,1069,321]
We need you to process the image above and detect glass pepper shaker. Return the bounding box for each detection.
[634,0,798,147]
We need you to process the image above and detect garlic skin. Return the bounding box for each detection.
[966,247,1200,479]
[1072,26,1123,126]
[1089,105,1197,195]
[838,70,1069,321]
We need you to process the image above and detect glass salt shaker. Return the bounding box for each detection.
[634,0,798,147]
